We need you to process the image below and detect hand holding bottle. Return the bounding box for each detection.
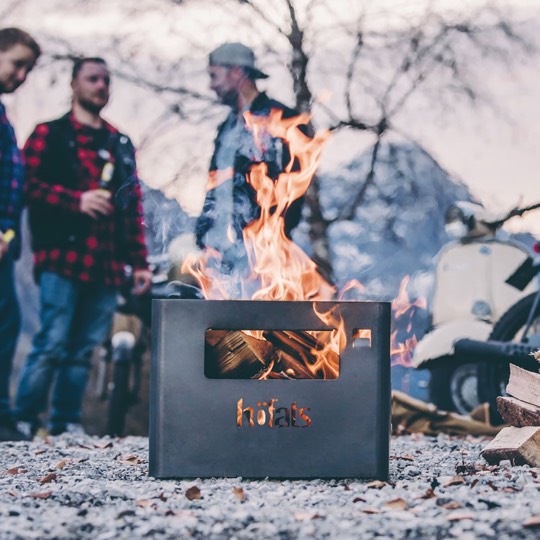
[80,189,113,219]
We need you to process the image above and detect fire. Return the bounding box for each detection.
[309,304,345,379]
[390,276,426,367]
[183,109,345,378]
[338,279,366,300]
[183,109,334,302]
[184,110,427,379]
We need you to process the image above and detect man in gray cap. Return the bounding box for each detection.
[195,42,304,274]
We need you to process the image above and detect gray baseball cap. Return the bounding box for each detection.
[208,42,268,79]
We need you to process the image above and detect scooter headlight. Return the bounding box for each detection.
[471,300,492,319]
[445,220,469,239]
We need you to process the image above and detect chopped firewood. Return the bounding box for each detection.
[263,331,320,379]
[205,331,267,379]
[497,396,540,427]
[281,330,320,352]
[241,333,275,365]
[263,330,315,366]
[506,364,540,408]
[275,350,317,379]
[205,330,228,347]
[205,329,339,380]
[263,330,338,379]
[284,330,340,378]
[481,426,540,467]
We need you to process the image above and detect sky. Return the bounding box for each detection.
[3,0,540,235]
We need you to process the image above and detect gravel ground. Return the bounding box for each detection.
[0,434,539,539]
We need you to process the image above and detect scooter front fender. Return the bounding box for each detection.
[412,319,492,369]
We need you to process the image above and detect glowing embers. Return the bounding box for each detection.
[205,329,339,379]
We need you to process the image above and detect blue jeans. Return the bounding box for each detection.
[15,272,117,430]
[0,253,21,420]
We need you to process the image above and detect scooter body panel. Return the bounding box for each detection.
[412,319,492,368]
[432,240,535,326]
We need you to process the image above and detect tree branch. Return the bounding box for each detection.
[283,0,312,111]
[344,31,364,122]
[337,128,385,222]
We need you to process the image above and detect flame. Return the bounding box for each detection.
[183,109,335,303]
[241,111,334,302]
[183,110,429,378]
[390,332,419,368]
[391,276,426,367]
[338,279,366,300]
[308,304,345,379]
[184,109,348,379]
[244,111,343,378]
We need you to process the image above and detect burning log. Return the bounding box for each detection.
[263,331,316,367]
[262,330,337,379]
[205,329,339,380]
[275,350,317,380]
[205,331,271,379]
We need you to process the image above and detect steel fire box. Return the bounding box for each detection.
[149,300,391,479]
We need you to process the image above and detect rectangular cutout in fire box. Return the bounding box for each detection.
[205,329,339,379]
[150,300,391,479]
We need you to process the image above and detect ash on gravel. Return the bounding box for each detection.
[0,434,539,539]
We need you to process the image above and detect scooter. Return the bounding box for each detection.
[412,201,540,415]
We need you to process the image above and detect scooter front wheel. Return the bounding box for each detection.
[429,357,481,415]
[478,292,540,425]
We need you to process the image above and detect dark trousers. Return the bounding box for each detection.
[15,272,117,430]
[0,253,21,419]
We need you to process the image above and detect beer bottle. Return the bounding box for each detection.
[98,149,114,190]
[2,229,15,244]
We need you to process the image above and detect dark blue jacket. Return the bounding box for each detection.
[0,101,24,258]
[195,92,304,249]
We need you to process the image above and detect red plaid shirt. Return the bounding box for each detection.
[24,113,148,286]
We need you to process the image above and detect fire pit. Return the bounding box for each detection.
[148,105,394,478]
[149,299,390,479]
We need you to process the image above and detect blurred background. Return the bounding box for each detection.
[3,0,540,433]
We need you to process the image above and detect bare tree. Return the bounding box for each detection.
[187,0,534,280]
[8,0,536,281]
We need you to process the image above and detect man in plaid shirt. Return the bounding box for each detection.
[0,28,40,442]
[15,57,152,437]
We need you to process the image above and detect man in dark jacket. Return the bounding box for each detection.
[195,42,303,272]
[0,27,40,441]
[15,57,152,437]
